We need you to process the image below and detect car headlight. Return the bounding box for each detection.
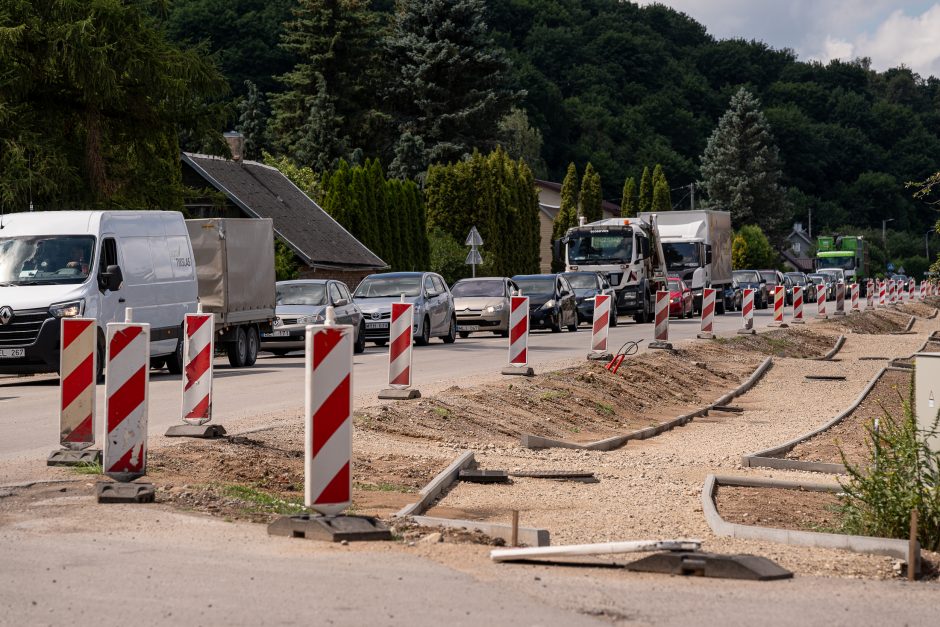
[670,297,679,303]
[486,303,504,313]
[300,313,325,324]
[542,299,556,309]
[50,299,85,318]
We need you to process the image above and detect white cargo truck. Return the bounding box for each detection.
[557,215,669,323]
[639,210,733,314]
[0,210,198,378]
[186,218,276,368]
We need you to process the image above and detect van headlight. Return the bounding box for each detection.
[50,299,85,318]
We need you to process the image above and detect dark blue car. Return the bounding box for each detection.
[511,274,579,333]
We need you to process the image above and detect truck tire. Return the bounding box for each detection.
[245,326,259,367]
[227,326,248,368]
[166,329,185,375]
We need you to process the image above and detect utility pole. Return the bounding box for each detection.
[689,182,695,211]
[808,207,812,239]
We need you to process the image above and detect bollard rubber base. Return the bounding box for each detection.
[767,322,789,328]
[833,311,846,317]
[377,388,421,400]
[696,332,715,340]
[736,328,756,335]
[648,341,673,351]
[587,352,613,361]
[164,424,227,439]
[626,551,792,581]
[267,514,391,542]
[47,448,101,467]
[816,314,828,319]
[791,319,805,324]
[459,469,510,483]
[96,481,155,504]
[502,366,535,377]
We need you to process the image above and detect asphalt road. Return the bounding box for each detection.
[0,305,815,461]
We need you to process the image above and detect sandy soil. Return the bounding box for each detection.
[716,485,842,532]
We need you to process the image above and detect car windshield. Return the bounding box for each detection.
[567,233,632,264]
[807,275,827,284]
[785,274,806,285]
[514,279,554,295]
[662,242,699,270]
[0,235,96,286]
[759,271,778,284]
[354,276,422,298]
[563,274,598,289]
[451,280,504,298]
[668,280,681,292]
[733,270,760,283]
[276,283,328,306]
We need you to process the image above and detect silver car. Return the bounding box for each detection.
[260,279,365,356]
[451,277,517,338]
[353,272,457,346]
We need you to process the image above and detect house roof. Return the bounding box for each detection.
[182,153,386,270]
[786,227,813,247]
[534,179,621,217]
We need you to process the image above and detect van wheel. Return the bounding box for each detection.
[245,326,259,367]
[166,329,184,375]
[354,323,366,354]
[227,327,248,367]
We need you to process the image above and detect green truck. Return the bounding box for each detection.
[816,235,869,291]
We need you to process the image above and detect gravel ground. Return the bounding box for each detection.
[428,316,938,580]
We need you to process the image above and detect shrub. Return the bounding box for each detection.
[839,374,940,550]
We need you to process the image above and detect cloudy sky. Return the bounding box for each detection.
[638,1,940,78]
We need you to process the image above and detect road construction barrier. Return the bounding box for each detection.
[507,295,530,368]
[889,280,896,304]
[851,283,859,312]
[653,290,669,342]
[835,282,845,314]
[739,288,755,333]
[879,281,886,307]
[921,281,927,300]
[817,285,827,318]
[388,302,414,388]
[698,288,716,338]
[909,280,916,301]
[103,314,150,482]
[590,294,612,354]
[59,318,97,450]
[181,311,214,425]
[792,285,804,323]
[867,280,874,308]
[304,316,353,515]
[772,285,784,324]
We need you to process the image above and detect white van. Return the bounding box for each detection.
[0,211,198,377]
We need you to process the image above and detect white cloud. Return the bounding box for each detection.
[852,6,940,76]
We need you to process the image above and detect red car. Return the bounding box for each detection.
[667,278,694,318]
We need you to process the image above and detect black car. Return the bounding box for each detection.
[724,278,743,311]
[784,271,816,303]
[511,273,579,333]
[561,271,618,327]
[732,270,770,309]
[758,269,789,305]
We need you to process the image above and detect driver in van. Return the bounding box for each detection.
[65,244,89,274]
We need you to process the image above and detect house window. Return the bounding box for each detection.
[793,242,801,253]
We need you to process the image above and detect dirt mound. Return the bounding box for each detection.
[824,309,912,334]
[894,302,938,318]
[357,350,759,447]
[714,327,838,358]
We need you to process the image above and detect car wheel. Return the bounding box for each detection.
[566,312,577,332]
[373,339,387,347]
[610,308,618,327]
[354,323,366,354]
[459,332,470,339]
[550,315,562,333]
[227,326,248,368]
[166,328,185,374]
[245,326,259,367]
[442,317,457,344]
[499,330,509,338]
[269,349,290,357]
[415,317,431,346]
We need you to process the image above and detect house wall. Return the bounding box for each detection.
[297,266,374,290]
[539,212,555,272]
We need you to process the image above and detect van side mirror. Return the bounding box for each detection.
[704,244,713,265]
[100,264,123,291]
[639,237,650,259]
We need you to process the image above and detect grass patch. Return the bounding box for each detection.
[221,484,308,516]
[594,401,615,415]
[540,390,570,401]
[354,481,413,493]
[433,406,451,418]
[71,461,103,475]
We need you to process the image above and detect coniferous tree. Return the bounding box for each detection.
[700,88,788,232]
[386,0,518,178]
[621,177,637,217]
[580,163,602,223]
[271,0,385,170]
[651,165,672,211]
[236,80,269,160]
[552,163,580,241]
[638,166,652,215]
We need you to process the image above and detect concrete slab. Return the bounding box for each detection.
[267,514,392,542]
[164,424,227,439]
[377,388,422,400]
[501,366,535,377]
[396,451,475,517]
[412,515,550,547]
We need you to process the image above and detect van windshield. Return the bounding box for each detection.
[0,235,96,286]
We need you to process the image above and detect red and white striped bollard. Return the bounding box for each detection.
[817,284,827,318]
[650,290,672,349]
[48,318,100,466]
[502,296,534,376]
[379,301,421,399]
[879,280,886,307]
[792,285,804,324]
[166,306,226,437]
[834,282,846,316]
[770,285,786,326]
[697,288,716,339]
[851,283,859,312]
[587,294,613,359]
[738,288,755,334]
[867,280,874,309]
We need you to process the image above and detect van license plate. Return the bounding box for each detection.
[0,348,25,359]
[365,322,388,330]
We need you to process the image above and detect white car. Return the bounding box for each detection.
[261,280,365,355]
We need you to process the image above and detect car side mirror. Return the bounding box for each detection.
[100,264,123,291]
[704,244,713,264]
[333,298,348,307]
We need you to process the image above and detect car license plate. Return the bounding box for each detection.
[0,348,25,359]
[366,322,389,330]
[264,330,290,338]
[457,325,479,332]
